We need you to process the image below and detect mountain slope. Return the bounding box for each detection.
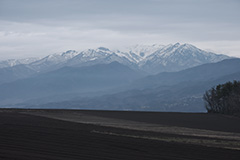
[32,58,240,112]
[33,71,240,112]
[119,44,165,62]
[0,57,40,68]
[133,58,240,89]
[0,62,144,105]
[28,50,79,72]
[0,64,37,85]
[65,47,138,69]
[139,43,229,73]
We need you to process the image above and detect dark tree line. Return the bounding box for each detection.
[203,80,240,115]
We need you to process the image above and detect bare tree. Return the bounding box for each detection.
[203,81,240,115]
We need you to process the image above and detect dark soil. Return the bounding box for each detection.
[0,110,240,160]
[77,110,240,133]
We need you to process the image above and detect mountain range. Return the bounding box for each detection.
[0,62,144,105]
[0,43,238,112]
[26,58,240,112]
[0,43,229,74]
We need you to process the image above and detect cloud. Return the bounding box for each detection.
[0,0,240,59]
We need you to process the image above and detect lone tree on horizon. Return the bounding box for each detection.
[203,80,240,115]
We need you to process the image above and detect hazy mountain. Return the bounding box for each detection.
[0,64,37,85]
[29,58,240,112]
[0,43,235,111]
[0,57,41,68]
[0,62,144,105]
[132,58,240,89]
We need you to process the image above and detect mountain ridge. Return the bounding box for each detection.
[0,62,144,105]
[30,58,240,112]
[0,43,230,74]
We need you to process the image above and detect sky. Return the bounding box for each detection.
[0,0,240,60]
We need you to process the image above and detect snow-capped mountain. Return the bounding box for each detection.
[139,43,230,73]
[0,43,230,74]
[29,50,79,72]
[66,47,138,70]
[0,57,41,68]
[120,44,165,61]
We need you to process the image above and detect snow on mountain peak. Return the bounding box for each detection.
[125,44,165,58]
[97,47,110,52]
[43,50,78,62]
[173,42,180,47]
[0,43,230,74]
[79,47,113,58]
[0,57,42,68]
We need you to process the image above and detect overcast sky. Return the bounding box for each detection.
[0,0,240,60]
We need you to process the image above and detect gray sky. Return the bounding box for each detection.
[0,0,240,60]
